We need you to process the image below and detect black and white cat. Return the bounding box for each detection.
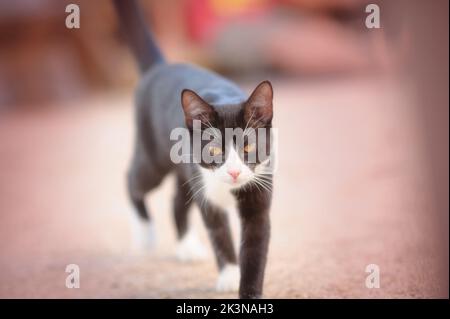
[114,0,274,299]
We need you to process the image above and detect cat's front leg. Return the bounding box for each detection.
[238,196,271,299]
[197,202,239,291]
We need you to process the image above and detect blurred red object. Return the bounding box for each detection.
[185,0,273,43]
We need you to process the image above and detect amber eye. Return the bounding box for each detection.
[244,143,256,153]
[208,146,222,156]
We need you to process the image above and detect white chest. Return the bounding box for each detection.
[201,174,237,210]
[204,182,236,210]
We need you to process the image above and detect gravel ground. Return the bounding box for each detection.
[0,78,447,298]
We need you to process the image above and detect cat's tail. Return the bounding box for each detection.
[112,0,165,73]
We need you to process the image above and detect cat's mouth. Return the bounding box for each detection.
[223,175,252,188]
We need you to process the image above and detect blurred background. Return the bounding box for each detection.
[0,0,448,298]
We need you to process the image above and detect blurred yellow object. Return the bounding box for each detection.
[210,0,266,15]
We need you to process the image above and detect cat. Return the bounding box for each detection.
[113,0,274,299]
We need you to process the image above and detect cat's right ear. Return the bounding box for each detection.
[181,89,215,129]
[244,81,273,127]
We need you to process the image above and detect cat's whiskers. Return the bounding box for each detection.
[255,173,273,183]
[182,173,203,187]
[251,174,273,193]
[199,192,209,211]
[249,179,264,194]
[255,178,273,189]
[256,171,273,178]
[252,178,272,193]
[186,178,205,196]
[186,180,208,205]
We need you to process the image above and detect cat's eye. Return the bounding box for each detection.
[244,143,256,153]
[208,146,222,156]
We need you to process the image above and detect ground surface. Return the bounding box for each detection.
[0,78,447,298]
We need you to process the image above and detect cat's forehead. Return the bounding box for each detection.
[212,103,245,128]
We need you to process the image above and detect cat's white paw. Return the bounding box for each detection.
[129,214,157,254]
[176,231,207,262]
[216,264,240,292]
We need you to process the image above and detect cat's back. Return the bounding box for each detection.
[137,63,246,108]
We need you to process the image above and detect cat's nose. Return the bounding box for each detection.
[228,169,241,180]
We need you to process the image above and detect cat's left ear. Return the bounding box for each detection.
[244,81,273,126]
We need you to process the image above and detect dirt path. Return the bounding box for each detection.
[0,78,447,298]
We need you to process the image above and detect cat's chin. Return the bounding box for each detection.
[224,178,252,189]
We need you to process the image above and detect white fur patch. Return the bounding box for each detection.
[129,212,156,254]
[216,264,240,292]
[176,230,208,262]
[200,146,254,210]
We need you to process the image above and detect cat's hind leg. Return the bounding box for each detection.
[173,174,207,262]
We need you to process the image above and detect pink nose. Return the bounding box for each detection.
[228,169,241,180]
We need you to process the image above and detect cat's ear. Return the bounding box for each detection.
[244,81,273,127]
[181,89,215,128]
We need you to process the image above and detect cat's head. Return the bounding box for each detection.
[181,81,274,189]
